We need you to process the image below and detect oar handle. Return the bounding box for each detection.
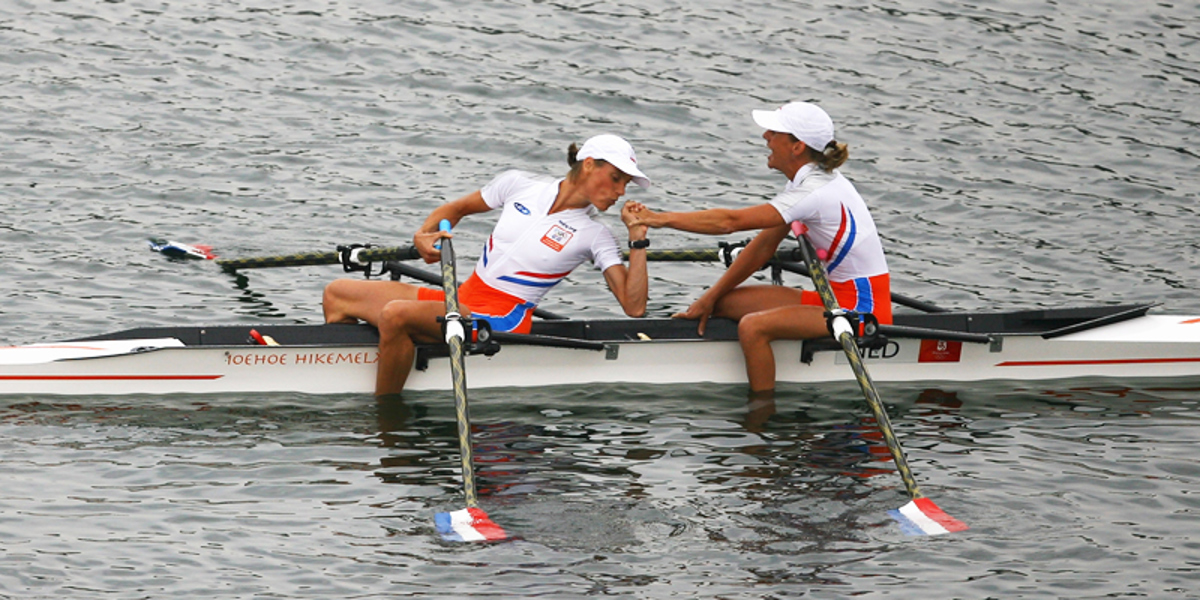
[217,245,421,272]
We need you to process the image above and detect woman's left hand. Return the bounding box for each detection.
[621,201,650,238]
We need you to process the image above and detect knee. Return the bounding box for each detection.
[378,301,418,340]
[737,312,772,345]
[322,279,354,321]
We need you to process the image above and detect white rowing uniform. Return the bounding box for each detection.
[768,163,888,282]
[476,169,623,303]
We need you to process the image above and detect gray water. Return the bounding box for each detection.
[1,0,1199,597]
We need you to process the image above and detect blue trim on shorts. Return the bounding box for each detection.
[472,301,536,333]
[853,277,874,314]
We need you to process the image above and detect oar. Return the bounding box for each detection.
[626,246,947,313]
[791,222,967,536]
[167,239,571,320]
[431,220,507,543]
[216,245,421,272]
[623,247,805,264]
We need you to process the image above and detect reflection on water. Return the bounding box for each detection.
[0,380,1198,596]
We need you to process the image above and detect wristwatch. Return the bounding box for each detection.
[628,239,650,249]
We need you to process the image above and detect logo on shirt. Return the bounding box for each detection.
[540,223,575,252]
[513,202,531,215]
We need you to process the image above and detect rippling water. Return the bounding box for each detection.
[2,0,1199,597]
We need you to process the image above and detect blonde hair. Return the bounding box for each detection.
[808,140,849,171]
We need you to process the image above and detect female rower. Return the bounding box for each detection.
[323,134,651,396]
[630,101,891,396]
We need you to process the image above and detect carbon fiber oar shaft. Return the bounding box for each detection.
[217,245,420,271]
[795,229,923,500]
[622,247,806,263]
[438,224,479,508]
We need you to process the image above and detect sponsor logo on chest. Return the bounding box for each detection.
[540,221,577,252]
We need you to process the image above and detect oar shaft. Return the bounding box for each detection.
[796,233,923,500]
[217,245,420,271]
[834,327,922,499]
[629,245,947,314]
[622,247,806,263]
[438,225,478,508]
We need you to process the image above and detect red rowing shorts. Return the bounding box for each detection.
[416,273,537,334]
[800,273,892,324]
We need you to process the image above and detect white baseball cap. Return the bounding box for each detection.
[577,134,651,188]
[751,102,835,152]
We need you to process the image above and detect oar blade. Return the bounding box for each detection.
[148,238,215,260]
[435,507,508,542]
[887,497,968,536]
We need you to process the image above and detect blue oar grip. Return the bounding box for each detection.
[435,219,452,249]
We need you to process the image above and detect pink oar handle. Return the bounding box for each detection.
[790,221,828,261]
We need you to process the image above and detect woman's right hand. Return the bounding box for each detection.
[627,205,666,229]
[413,229,450,264]
[672,294,718,336]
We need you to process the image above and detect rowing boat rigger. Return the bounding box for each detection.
[2,302,1199,396]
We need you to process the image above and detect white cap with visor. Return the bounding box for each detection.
[576,134,651,189]
[751,102,835,152]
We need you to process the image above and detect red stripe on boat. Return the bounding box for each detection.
[996,357,1200,367]
[0,375,224,381]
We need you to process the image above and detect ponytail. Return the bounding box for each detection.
[565,142,611,181]
[809,140,848,171]
[566,142,584,181]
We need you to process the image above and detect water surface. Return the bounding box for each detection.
[1,0,1198,597]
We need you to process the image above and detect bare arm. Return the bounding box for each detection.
[602,200,650,317]
[603,263,647,317]
[633,203,785,235]
[414,191,493,263]
[675,224,791,334]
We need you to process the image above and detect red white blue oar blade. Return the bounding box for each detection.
[435,507,507,542]
[887,497,968,536]
[149,238,215,260]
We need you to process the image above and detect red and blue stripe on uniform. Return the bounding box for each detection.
[483,235,571,289]
[498,270,572,289]
[824,204,856,275]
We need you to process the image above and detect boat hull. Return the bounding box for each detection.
[3,312,1200,396]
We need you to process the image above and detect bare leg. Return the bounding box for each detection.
[322,278,422,325]
[736,304,828,392]
[323,279,457,396]
[712,284,808,320]
[710,285,830,393]
[374,298,448,395]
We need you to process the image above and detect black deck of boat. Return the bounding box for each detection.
[77,303,1154,348]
